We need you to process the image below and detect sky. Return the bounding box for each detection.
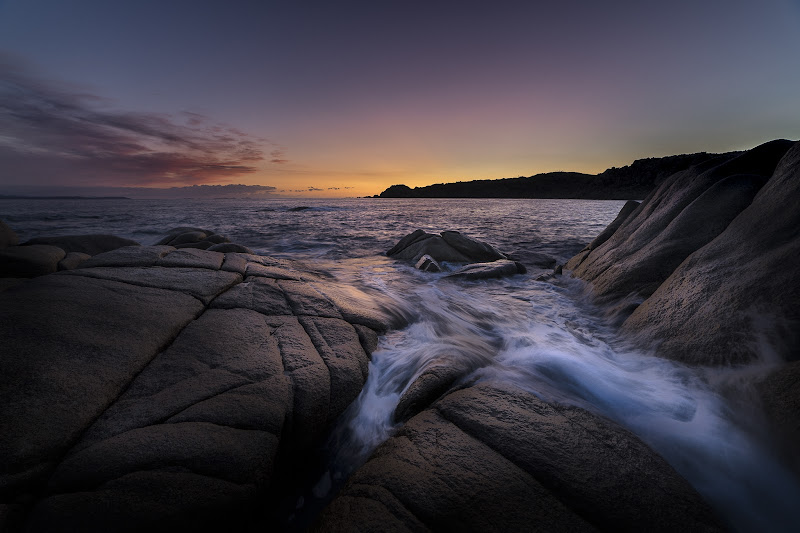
[1,0,799,198]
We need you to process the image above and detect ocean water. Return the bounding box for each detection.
[3,197,798,531]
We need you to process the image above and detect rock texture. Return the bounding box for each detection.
[566,139,799,366]
[320,381,721,532]
[0,245,393,531]
[563,140,800,488]
[388,230,506,264]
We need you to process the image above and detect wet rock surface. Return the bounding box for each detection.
[444,259,526,280]
[320,381,722,532]
[0,244,390,531]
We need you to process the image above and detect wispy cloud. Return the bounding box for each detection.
[0,54,268,187]
[269,148,289,164]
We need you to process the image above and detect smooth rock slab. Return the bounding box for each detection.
[157,248,224,270]
[211,277,293,315]
[63,266,241,304]
[0,275,204,497]
[67,308,287,455]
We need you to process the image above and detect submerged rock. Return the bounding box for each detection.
[445,259,526,280]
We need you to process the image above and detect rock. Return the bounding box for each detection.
[756,361,800,467]
[388,230,512,266]
[22,235,140,256]
[58,252,91,271]
[63,266,241,305]
[174,241,213,250]
[386,229,431,256]
[583,173,767,300]
[157,248,224,270]
[0,220,19,249]
[1,241,384,530]
[0,244,66,277]
[441,231,505,262]
[27,472,257,532]
[390,235,471,263]
[352,323,379,354]
[204,234,229,244]
[207,243,255,254]
[526,251,556,269]
[78,245,175,268]
[394,360,463,422]
[0,278,26,292]
[320,381,722,531]
[614,140,800,365]
[445,259,525,280]
[0,274,205,497]
[312,282,401,333]
[154,227,210,246]
[569,140,793,303]
[210,277,293,316]
[566,200,640,272]
[414,254,441,272]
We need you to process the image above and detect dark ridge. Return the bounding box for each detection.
[376,151,732,199]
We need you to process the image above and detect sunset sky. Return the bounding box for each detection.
[1,0,799,198]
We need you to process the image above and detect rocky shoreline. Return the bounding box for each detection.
[0,227,403,531]
[1,139,798,531]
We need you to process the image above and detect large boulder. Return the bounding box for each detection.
[22,235,139,256]
[388,230,507,265]
[441,231,505,262]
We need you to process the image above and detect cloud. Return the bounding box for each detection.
[269,148,289,164]
[0,54,268,187]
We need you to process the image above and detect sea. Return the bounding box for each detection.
[3,197,799,531]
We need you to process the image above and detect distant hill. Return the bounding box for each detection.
[376,151,735,199]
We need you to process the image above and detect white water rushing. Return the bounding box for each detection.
[313,264,800,533]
